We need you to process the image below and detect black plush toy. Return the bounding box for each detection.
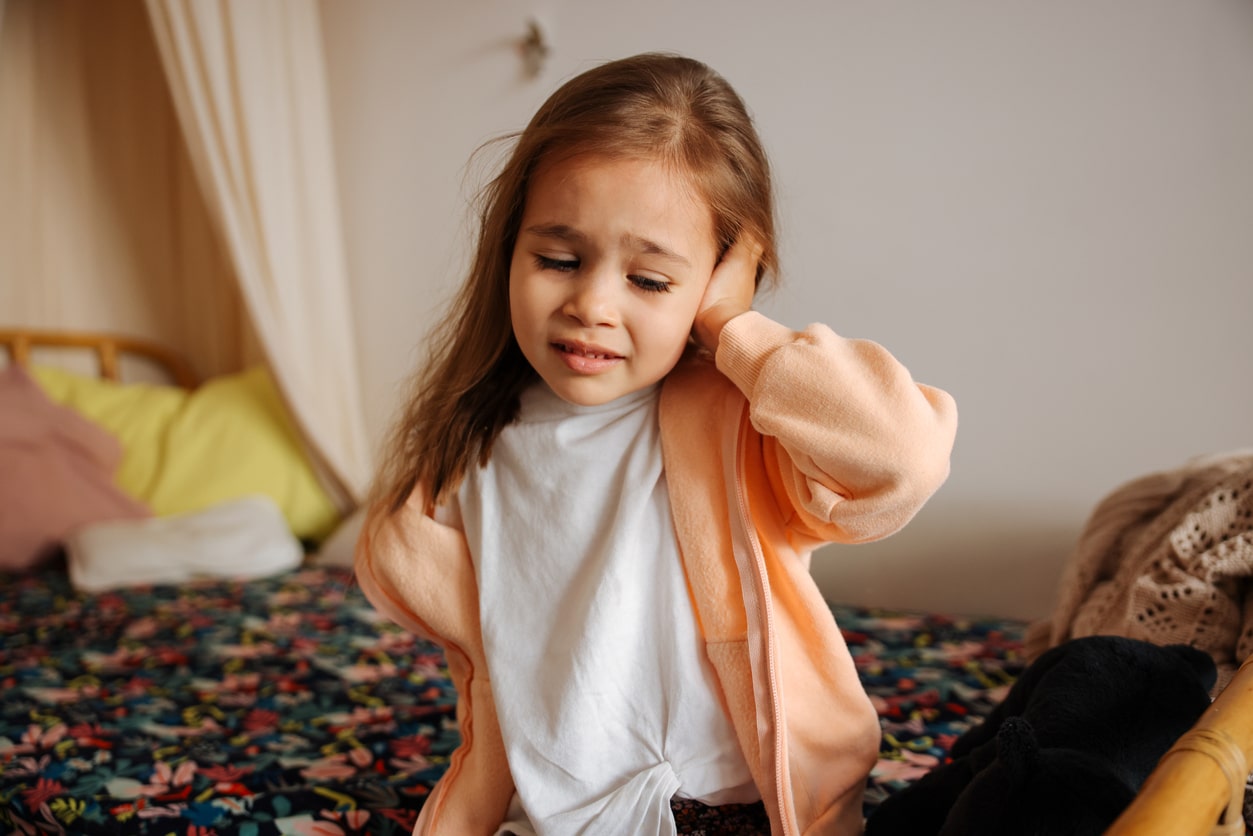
[865,635,1217,836]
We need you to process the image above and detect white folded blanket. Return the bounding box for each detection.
[67,494,304,592]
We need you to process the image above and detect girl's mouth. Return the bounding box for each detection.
[552,340,623,373]
[554,341,620,359]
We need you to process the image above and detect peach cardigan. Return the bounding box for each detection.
[355,311,958,835]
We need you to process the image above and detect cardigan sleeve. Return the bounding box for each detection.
[714,311,958,544]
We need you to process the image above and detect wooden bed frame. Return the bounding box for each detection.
[0,327,198,388]
[2,326,1249,834]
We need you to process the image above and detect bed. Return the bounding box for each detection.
[0,329,1248,835]
[0,564,1025,835]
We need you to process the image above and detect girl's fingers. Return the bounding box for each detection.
[694,236,763,350]
[706,236,762,311]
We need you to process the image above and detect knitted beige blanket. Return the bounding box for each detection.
[1025,450,1253,695]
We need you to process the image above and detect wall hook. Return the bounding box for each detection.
[520,18,549,78]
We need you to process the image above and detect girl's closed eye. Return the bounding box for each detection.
[535,253,671,294]
[536,254,578,272]
[630,275,671,294]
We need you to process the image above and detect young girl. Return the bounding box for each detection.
[356,53,957,836]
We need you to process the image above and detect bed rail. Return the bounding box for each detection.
[0,328,198,388]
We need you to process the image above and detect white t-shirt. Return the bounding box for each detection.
[452,381,757,835]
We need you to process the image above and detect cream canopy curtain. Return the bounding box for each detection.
[144,0,370,508]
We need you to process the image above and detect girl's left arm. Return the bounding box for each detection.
[715,310,958,545]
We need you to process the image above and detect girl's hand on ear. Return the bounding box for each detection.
[693,236,763,352]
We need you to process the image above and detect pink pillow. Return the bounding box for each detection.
[0,364,150,571]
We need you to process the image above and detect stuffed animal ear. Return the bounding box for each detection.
[995,716,1039,785]
[1166,643,1218,693]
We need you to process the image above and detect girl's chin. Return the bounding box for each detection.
[539,373,642,407]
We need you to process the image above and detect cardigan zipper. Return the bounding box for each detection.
[727,409,796,835]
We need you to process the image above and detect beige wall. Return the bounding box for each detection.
[320,1,1253,618]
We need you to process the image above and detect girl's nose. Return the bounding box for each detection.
[562,272,619,327]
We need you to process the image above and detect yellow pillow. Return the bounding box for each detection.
[31,366,187,500]
[31,365,339,543]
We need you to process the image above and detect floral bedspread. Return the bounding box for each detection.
[1,566,1025,835]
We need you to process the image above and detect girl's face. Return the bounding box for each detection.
[509,154,719,406]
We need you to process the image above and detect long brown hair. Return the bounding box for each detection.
[375,52,778,512]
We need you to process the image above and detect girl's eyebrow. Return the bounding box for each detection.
[523,223,691,267]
